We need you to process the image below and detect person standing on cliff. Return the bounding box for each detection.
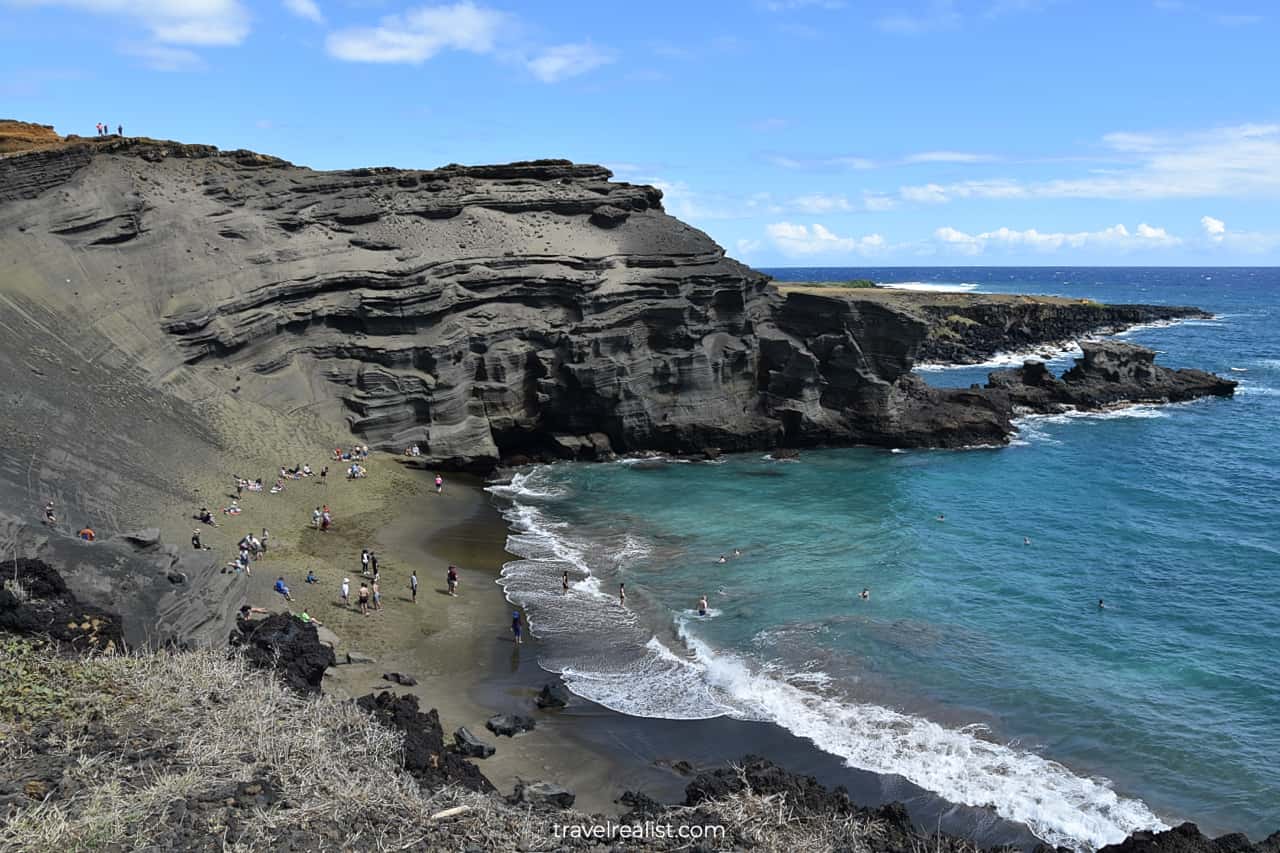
[116,124,122,136]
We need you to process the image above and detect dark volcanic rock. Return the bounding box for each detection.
[230,612,335,694]
[452,727,495,759]
[486,713,536,737]
[511,780,575,809]
[0,558,123,651]
[988,341,1236,412]
[1096,822,1280,853]
[912,298,1213,365]
[381,671,418,686]
[355,692,494,792]
[535,682,571,709]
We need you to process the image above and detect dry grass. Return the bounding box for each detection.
[0,644,490,852]
[0,120,62,154]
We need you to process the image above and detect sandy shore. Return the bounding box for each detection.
[195,444,636,814]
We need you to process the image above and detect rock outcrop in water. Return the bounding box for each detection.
[987,341,1237,412]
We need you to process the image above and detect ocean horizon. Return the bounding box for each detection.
[489,267,1280,850]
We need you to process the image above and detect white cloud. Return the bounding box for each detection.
[122,42,206,71]
[526,42,613,82]
[933,222,1181,254]
[898,124,1280,203]
[862,192,898,211]
[1201,215,1226,243]
[20,0,250,45]
[326,2,504,63]
[283,0,323,24]
[766,221,887,256]
[903,150,996,163]
[768,153,875,170]
[736,238,762,254]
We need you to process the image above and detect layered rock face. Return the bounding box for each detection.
[0,136,1018,473]
[988,341,1237,412]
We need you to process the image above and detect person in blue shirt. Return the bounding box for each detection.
[274,577,293,601]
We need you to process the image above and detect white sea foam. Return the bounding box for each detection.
[669,622,1169,851]
[915,342,1084,372]
[880,281,981,293]
[490,467,1170,851]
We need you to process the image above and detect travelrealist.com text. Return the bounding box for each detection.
[552,820,726,841]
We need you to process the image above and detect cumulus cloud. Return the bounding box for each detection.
[326,3,613,83]
[19,0,250,45]
[326,2,504,63]
[526,42,613,82]
[766,222,887,256]
[933,223,1181,254]
[898,124,1280,203]
[283,0,323,24]
[1201,215,1226,242]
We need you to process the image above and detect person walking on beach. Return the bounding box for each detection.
[434,474,444,495]
[320,466,328,485]
[358,583,370,615]
[361,549,370,575]
[619,583,626,605]
[372,580,382,610]
[562,572,570,593]
[340,577,350,607]
[261,527,269,554]
[447,565,458,596]
[511,610,522,645]
[410,570,419,603]
[698,595,708,616]
[370,551,379,575]
[312,507,321,528]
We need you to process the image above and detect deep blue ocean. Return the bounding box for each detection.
[489,268,1279,850]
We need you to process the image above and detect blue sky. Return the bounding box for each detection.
[3,0,1278,266]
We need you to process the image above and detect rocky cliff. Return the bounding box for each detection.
[0,135,1235,484]
[0,134,1019,480]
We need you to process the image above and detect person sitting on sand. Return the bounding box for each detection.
[238,605,269,620]
[198,507,216,525]
[224,501,241,516]
[698,595,708,616]
[305,569,317,584]
[192,529,204,550]
[296,611,322,626]
[358,583,370,615]
[274,577,292,601]
[43,501,56,524]
[303,463,312,477]
[78,526,96,542]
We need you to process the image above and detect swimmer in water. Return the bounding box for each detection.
[936,513,945,522]
[716,555,727,564]
[733,549,741,558]
[859,588,870,600]
[1024,537,1031,545]
[1098,598,1106,609]
[698,595,708,616]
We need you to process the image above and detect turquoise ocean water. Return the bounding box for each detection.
[488,268,1279,850]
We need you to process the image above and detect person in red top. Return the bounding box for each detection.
[78,527,95,541]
